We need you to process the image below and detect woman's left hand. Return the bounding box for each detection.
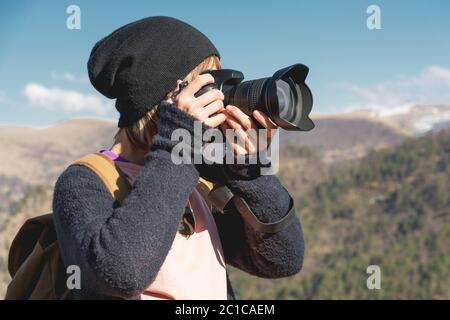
[220,105,278,156]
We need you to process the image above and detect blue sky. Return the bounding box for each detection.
[0,0,449,126]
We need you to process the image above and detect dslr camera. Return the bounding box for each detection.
[195,64,314,131]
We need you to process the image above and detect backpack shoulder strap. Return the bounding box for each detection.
[72,152,131,204]
[74,153,217,208]
[196,177,215,210]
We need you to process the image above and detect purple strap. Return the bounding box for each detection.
[100,149,130,163]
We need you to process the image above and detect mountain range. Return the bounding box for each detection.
[2,104,449,213]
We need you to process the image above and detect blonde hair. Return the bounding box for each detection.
[114,55,221,151]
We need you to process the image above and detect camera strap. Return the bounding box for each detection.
[208,185,297,234]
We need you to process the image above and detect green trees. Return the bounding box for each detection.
[230,129,450,299]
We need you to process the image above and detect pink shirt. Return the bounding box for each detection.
[101,151,227,300]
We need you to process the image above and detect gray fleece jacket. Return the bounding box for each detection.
[52,102,304,299]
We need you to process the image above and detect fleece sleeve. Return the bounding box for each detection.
[212,161,305,279]
[52,103,201,299]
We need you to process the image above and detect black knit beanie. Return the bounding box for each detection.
[88,16,220,128]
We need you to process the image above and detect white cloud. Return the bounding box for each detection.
[50,71,89,83]
[417,65,450,86]
[335,65,450,115]
[24,83,113,115]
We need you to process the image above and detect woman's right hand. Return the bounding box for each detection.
[166,74,227,128]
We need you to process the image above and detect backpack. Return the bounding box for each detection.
[5,152,214,300]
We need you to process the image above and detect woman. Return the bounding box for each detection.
[53,16,304,300]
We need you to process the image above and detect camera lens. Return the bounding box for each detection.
[214,64,314,131]
[276,77,306,127]
[225,78,269,116]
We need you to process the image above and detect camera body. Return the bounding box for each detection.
[195,69,244,101]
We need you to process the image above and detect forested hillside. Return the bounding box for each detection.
[230,129,450,299]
